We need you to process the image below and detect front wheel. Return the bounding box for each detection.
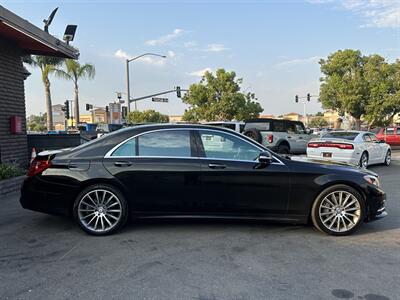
[311,185,365,236]
[359,152,369,169]
[73,184,129,236]
[384,150,391,166]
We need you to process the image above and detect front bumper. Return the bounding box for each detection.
[365,185,387,222]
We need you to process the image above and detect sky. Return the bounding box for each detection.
[3,0,400,117]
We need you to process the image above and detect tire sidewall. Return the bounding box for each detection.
[384,150,391,166]
[73,184,129,236]
[311,184,366,236]
[359,152,368,168]
[278,144,290,154]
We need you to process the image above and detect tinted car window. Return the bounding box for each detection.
[112,138,136,156]
[138,130,191,157]
[272,121,285,132]
[363,134,372,142]
[397,128,400,135]
[199,130,260,161]
[368,133,378,142]
[322,132,359,141]
[244,122,270,131]
[386,128,395,135]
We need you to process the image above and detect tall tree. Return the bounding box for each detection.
[55,59,95,127]
[126,109,169,124]
[182,69,263,122]
[319,50,368,129]
[30,56,64,130]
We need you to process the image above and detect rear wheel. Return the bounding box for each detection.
[277,144,290,154]
[311,185,365,236]
[384,150,391,166]
[359,152,369,169]
[73,184,128,236]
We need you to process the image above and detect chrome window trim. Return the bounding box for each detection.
[104,127,285,166]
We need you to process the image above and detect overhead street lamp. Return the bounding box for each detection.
[126,53,166,112]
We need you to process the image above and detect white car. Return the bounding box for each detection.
[203,121,244,133]
[306,131,391,168]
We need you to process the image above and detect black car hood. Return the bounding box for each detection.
[289,156,378,177]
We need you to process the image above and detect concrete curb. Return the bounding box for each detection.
[0,175,25,198]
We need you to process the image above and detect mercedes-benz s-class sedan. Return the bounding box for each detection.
[21,124,387,236]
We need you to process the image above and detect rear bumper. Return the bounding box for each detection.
[20,177,73,217]
[307,149,359,166]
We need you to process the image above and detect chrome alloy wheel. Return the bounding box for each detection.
[77,189,122,233]
[318,190,361,233]
[385,150,391,165]
[360,153,368,169]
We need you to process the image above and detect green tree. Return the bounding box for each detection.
[30,56,64,130]
[27,113,47,132]
[309,116,328,128]
[315,111,324,117]
[363,57,400,127]
[182,69,263,122]
[55,59,95,128]
[126,109,169,124]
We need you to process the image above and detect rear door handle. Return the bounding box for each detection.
[114,161,132,167]
[208,163,226,169]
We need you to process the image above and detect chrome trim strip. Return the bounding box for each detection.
[104,127,285,166]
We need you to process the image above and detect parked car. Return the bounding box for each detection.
[21,124,386,236]
[375,127,400,147]
[307,131,391,168]
[243,118,314,154]
[203,121,244,133]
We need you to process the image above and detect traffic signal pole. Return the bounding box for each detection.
[294,93,318,127]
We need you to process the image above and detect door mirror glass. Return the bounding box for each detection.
[258,151,272,164]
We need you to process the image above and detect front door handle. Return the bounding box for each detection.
[208,163,226,169]
[114,161,132,167]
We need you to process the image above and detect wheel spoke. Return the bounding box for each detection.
[331,194,339,205]
[341,194,351,207]
[343,214,355,225]
[78,189,122,233]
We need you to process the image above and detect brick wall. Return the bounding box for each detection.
[0,37,28,167]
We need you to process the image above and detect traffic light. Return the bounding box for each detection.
[176,86,181,98]
[295,95,299,103]
[307,93,311,102]
[86,103,93,111]
[105,106,109,113]
[63,100,70,119]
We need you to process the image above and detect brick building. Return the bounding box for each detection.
[0,5,77,166]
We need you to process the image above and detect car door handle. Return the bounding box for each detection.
[287,136,292,139]
[114,161,132,167]
[208,163,226,169]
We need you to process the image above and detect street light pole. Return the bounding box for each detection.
[125,53,166,113]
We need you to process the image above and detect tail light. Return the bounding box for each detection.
[307,142,354,150]
[27,158,52,177]
[268,134,273,143]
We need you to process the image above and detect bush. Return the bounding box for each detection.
[0,164,25,181]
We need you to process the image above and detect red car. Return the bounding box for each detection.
[375,127,400,147]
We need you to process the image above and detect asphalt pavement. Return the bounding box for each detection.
[0,160,399,300]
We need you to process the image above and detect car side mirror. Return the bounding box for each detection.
[258,152,272,164]
[379,140,386,144]
[305,128,312,134]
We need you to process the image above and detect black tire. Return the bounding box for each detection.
[311,184,365,236]
[277,144,290,154]
[73,184,129,236]
[243,128,262,143]
[384,149,391,166]
[359,151,369,169]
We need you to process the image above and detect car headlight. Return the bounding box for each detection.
[364,175,381,187]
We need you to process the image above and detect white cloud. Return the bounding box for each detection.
[308,0,400,28]
[275,56,321,68]
[205,43,229,52]
[189,67,212,77]
[167,50,176,58]
[145,29,184,46]
[184,41,197,48]
[114,49,166,66]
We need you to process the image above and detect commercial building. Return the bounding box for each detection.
[0,5,77,166]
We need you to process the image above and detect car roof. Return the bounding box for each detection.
[244,118,302,123]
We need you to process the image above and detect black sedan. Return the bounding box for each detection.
[21,124,387,236]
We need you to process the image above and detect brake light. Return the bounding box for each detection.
[307,142,354,150]
[268,134,273,143]
[27,159,52,177]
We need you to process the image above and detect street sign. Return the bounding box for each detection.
[152,97,168,103]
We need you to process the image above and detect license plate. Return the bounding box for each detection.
[323,152,332,158]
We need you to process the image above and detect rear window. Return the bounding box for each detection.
[385,128,395,135]
[322,132,359,141]
[244,122,271,131]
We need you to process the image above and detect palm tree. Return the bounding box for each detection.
[30,56,64,131]
[55,59,95,127]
